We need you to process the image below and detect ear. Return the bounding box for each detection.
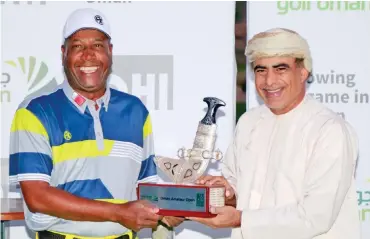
[108,43,113,55]
[300,67,309,83]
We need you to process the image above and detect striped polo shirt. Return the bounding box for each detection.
[9,80,158,237]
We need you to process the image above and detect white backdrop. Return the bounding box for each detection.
[246,1,370,238]
[0,1,236,239]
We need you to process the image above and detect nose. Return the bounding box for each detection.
[265,70,277,86]
[81,47,96,61]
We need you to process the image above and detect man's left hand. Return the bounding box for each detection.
[187,206,241,229]
[161,216,185,228]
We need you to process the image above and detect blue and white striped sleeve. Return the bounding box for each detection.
[9,107,53,185]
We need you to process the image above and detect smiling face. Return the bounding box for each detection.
[61,29,113,100]
[253,56,309,115]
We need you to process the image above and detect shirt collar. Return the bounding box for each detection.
[62,80,111,114]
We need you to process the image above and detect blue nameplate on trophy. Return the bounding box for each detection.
[137,183,224,218]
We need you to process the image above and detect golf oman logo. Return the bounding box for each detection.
[6,56,48,92]
[1,56,59,103]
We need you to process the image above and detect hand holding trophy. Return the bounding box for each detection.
[137,97,226,218]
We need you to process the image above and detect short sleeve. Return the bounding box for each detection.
[9,108,53,185]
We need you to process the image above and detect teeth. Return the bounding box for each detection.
[80,66,98,73]
[266,88,281,93]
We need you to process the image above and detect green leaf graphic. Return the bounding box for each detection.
[28,56,36,82]
[18,57,26,74]
[5,56,50,91]
[28,61,48,91]
[5,60,17,67]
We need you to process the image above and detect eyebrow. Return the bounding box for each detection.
[94,39,104,42]
[254,63,291,71]
[71,38,105,43]
[272,63,290,68]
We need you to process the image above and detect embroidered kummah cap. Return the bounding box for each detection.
[245,28,312,73]
[62,8,111,41]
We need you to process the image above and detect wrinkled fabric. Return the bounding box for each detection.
[222,95,361,239]
[245,28,313,72]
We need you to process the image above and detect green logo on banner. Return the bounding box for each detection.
[196,193,205,207]
[5,56,49,92]
[1,56,58,103]
[277,1,370,15]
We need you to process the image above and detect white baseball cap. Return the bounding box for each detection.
[63,8,111,41]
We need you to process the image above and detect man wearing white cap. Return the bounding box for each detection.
[189,28,361,238]
[9,8,182,239]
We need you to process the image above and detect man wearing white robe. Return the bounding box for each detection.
[188,28,361,239]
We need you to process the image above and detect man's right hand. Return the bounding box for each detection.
[116,200,163,232]
[196,176,236,204]
[20,181,163,232]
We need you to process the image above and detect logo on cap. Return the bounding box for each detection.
[94,15,103,25]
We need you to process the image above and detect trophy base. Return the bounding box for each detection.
[137,182,225,218]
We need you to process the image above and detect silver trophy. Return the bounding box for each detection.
[155,97,226,184]
[139,97,226,239]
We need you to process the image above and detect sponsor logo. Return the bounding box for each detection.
[277,1,370,15]
[140,195,158,202]
[1,56,58,103]
[110,55,174,111]
[196,193,205,207]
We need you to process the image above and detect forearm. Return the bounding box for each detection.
[22,183,119,222]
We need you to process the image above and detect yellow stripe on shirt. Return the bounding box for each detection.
[52,140,114,164]
[10,108,49,139]
[95,199,128,204]
[41,199,132,239]
[143,114,152,140]
[41,230,135,239]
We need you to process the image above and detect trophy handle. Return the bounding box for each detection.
[201,97,226,125]
[177,148,185,158]
[202,149,223,160]
[155,97,226,184]
[177,147,192,160]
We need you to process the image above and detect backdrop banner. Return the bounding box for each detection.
[246,1,370,238]
[0,1,236,239]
